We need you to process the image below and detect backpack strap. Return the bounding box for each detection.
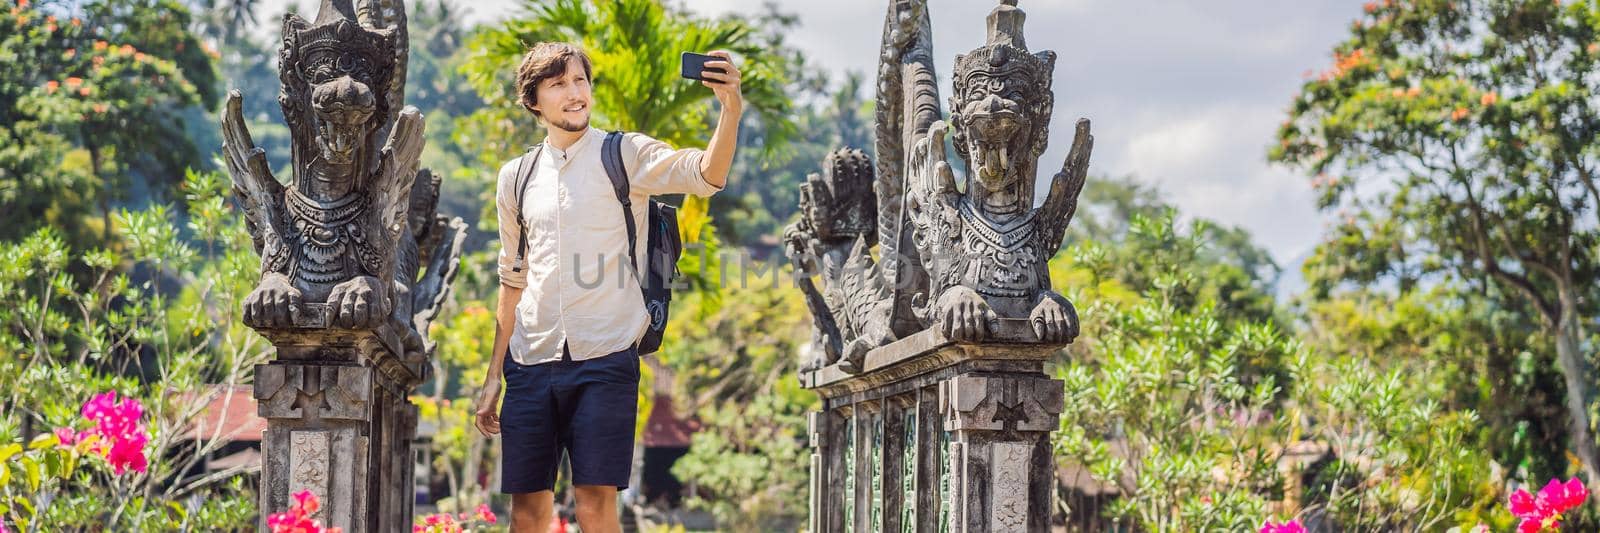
[510,145,543,273]
[601,131,639,278]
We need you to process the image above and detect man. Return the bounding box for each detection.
[472,42,742,533]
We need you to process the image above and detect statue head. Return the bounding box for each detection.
[281,12,397,173]
[310,75,376,165]
[949,1,1055,203]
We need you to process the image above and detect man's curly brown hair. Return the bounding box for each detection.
[515,42,593,118]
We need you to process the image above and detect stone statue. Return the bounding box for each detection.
[799,3,1084,530]
[789,0,1092,374]
[785,149,893,372]
[906,0,1091,343]
[219,0,465,528]
[221,0,461,361]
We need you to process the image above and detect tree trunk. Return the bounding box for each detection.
[88,142,110,242]
[1551,282,1600,497]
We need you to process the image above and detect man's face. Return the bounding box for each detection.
[532,59,592,133]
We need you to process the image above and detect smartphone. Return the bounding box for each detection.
[681,52,725,83]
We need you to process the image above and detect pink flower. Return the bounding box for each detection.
[1509,477,1589,532]
[476,503,497,524]
[1261,519,1307,533]
[267,490,342,533]
[53,427,77,446]
[71,391,149,474]
[549,516,568,533]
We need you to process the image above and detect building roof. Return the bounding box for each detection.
[641,394,700,448]
[186,385,267,442]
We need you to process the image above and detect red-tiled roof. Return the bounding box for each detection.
[188,385,266,442]
[641,394,700,448]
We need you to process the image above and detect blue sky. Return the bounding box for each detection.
[258,0,1366,266]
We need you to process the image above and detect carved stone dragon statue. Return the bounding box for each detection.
[790,0,1092,373]
[221,0,465,369]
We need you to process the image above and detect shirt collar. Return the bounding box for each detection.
[543,126,600,160]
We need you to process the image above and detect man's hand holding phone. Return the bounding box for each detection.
[684,50,742,113]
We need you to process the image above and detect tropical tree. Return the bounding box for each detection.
[1272,0,1600,489]
[2,0,217,244]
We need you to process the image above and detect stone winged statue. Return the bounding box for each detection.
[220,0,465,363]
[789,0,1092,372]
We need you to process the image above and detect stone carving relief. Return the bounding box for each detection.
[289,430,331,514]
[939,374,1063,434]
[989,442,1030,530]
[255,364,372,421]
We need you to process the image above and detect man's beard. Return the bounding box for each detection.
[548,114,589,133]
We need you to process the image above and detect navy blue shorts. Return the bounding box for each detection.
[499,342,640,494]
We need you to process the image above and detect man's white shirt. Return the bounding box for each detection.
[495,126,723,365]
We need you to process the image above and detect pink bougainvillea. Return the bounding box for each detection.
[267,490,343,533]
[412,504,496,533]
[53,391,149,475]
[1260,518,1307,533]
[1509,477,1589,532]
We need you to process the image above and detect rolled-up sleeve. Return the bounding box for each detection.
[495,157,529,289]
[623,132,725,197]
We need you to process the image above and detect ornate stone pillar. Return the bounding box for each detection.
[253,329,427,532]
[792,0,1093,527]
[939,374,1063,532]
[801,330,1066,532]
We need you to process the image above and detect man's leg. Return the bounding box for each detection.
[572,485,621,533]
[561,347,639,533]
[501,353,562,531]
[510,491,556,533]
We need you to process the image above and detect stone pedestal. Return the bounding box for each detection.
[802,328,1064,532]
[254,328,425,532]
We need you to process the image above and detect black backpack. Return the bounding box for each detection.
[509,131,681,355]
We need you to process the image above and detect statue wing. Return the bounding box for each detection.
[374,106,425,248]
[873,0,942,336]
[1038,119,1094,250]
[221,90,290,273]
[411,216,466,355]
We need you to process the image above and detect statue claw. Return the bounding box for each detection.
[1029,291,1079,343]
[243,273,302,329]
[328,275,391,330]
[935,285,992,342]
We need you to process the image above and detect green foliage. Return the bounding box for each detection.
[670,388,812,532]
[1273,0,1600,496]
[1052,209,1508,531]
[1,0,217,244]
[0,169,260,530]
[1305,283,1571,486]
[1053,213,1300,531]
[416,303,500,515]
[1291,353,1505,530]
[662,258,815,529]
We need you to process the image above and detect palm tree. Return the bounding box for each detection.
[459,0,798,159]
